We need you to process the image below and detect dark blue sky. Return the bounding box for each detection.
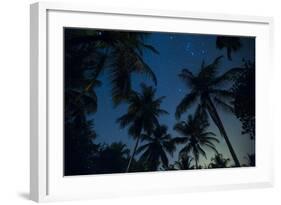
[90,31,255,167]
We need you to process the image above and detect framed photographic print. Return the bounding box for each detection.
[30,2,274,202]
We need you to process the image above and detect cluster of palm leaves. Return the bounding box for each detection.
[64,29,255,175]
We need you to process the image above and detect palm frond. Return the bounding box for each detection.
[135,143,150,155]
[199,56,223,79]
[213,67,244,86]
[175,92,198,119]
[133,52,157,85]
[172,136,189,144]
[213,97,234,113]
[140,43,160,54]
[178,69,195,86]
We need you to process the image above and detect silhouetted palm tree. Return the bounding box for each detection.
[136,125,175,171]
[117,83,168,172]
[108,34,158,105]
[175,56,242,167]
[174,153,194,170]
[208,153,230,168]
[66,29,158,106]
[216,36,242,60]
[174,106,219,169]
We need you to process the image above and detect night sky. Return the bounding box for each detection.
[88,31,255,166]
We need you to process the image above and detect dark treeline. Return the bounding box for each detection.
[64,28,255,175]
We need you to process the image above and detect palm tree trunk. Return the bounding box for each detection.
[126,136,141,172]
[206,96,240,167]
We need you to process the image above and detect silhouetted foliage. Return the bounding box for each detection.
[91,142,130,174]
[208,153,230,168]
[175,56,242,167]
[136,125,175,171]
[117,83,168,172]
[64,118,99,175]
[65,28,158,106]
[64,28,159,175]
[173,153,194,170]
[216,36,242,60]
[64,29,255,175]
[173,106,219,168]
[232,61,255,140]
[244,154,255,166]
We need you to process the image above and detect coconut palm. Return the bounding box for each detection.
[136,125,175,171]
[117,83,168,172]
[175,56,242,167]
[208,153,230,168]
[216,36,242,60]
[65,29,158,106]
[174,106,219,169]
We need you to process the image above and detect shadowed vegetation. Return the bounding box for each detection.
[117,83,168,172]
[64,28,255,175]
[174,106,219,168]
[175,56,243,167]
[216,36,242,60]
[136,125,175,171]
[208,153,230,168]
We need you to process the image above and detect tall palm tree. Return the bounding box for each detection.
[136,125,175,171]
[208,153,230,168]
[66,29,158,106]
[175,56,242,167]
[117,83,168,172]
[216,36,242,60]
[174,106,219,169]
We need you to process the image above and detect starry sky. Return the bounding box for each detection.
[89,31,255,167]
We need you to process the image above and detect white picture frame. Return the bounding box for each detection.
[30,2,274,202]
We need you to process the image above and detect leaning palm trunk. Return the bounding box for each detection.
[206,96,241,167]
[126,136,141,172]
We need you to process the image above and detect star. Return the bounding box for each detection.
[169,35,174,40]
[201,50,207,54]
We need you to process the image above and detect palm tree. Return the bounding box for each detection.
[174,106,219,169]
[136,125,175,171]
[108,34,158,105]
[65,29,158,106]
[216,36,242,60]
[175,56,242,167]
[174,153,194,170]
[117,83,168,172]
[208,153,230,168]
